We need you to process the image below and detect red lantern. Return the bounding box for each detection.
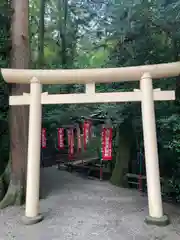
[57,128,64,149]
[102,127,113,160]
[83,121,91,150]
[77,127,82,152]
[41,128,46,148]
[67,128,74,159]
[101,127,105,156]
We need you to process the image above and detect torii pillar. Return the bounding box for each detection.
[22,77,43,225]
[140,73,169,226]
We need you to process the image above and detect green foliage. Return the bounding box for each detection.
[102,0,180,199]
[0,0,11,174]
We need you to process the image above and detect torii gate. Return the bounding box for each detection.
[1,61,179,226]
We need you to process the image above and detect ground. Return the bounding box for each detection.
[0,167,180,240]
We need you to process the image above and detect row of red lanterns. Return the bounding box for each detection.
[41,121,113,161]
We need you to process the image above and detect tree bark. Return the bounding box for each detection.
[38,0,45,68]
[0,0,30,208]
[172,39,180,104]
[58,0,68,68]
[110,123,133,187]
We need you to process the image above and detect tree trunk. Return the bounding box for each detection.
[58,0,68,68]
[110,123,133,187]
[0,0,30,208]
[173,39,180,104]
[38,0,45,68]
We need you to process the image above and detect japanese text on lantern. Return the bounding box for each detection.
[83,121,91,150]
[102,127,112,160]
[77,127,82,152]
[41,128,46,148]
[58,128,64,149]
[67,129,74,159]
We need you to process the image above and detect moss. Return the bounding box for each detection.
[110,122,134,187]
[0,157,24,209]
[110,134,131,186]
[0,177,5,201]
[0,158,11,202]
[0,173,24,209]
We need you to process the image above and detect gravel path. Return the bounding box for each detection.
[0,166,180,240]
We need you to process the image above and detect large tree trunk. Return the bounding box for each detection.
[38,0,45,68]
[110,122,133,187]
[173,39,180,104]
[58,0,68,68]
[0,0,30,208]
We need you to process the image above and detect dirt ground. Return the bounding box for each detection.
[0,166,180,240]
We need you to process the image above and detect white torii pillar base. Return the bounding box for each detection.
[141,73,169,226]
[22,77,43,225]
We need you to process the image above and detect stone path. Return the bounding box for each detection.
[0,166,180,239]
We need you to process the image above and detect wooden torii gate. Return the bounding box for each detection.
[1,61,179,226]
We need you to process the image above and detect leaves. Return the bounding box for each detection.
[0,0,11,166]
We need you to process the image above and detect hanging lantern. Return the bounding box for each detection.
[101,127,113,160]
[57,128,64,149]
[83,120,91,150]
[41,128,46,148]
[67,128,74,159]
[77,126,82,152]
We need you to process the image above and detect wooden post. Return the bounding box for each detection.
[22,77,43,225]
[140,73,169,226]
